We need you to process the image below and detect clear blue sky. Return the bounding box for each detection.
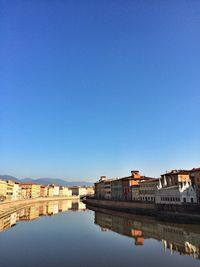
[0,1,200,181]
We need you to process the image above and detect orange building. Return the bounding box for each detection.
[121,171,143,200]
[21,183,41,199]
[40,185,47,197]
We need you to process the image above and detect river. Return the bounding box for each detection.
[0,199,199,267]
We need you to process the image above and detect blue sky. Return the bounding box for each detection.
[0,1,200,181]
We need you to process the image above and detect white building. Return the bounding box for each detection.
[69,186,87,197]
[156,170,197,204]
[53,185,60,196]
[13,183,21,200]
[138,179,159,202]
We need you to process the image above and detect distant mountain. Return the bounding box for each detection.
[0,175,20,182]
[0,175,93,187]
[21,178,93,187]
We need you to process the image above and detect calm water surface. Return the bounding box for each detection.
[0,200,199,267]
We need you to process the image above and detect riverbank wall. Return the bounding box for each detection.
[84,198,200,223]
[0,196,79,219]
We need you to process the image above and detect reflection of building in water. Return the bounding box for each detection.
[70,201,86,211]
[53,202,59,214]
[46,201,59,215]
[0,200,86,233]
[71,201,78,210]
[95,212,112,231]
[78,201,86,211]
[39,204,47,216]
[10,213,17,226]
[58,200,72,212]
[0,215,11,232]
[94,210,200,259]
[47,202,54,215]
[20,206,39,221]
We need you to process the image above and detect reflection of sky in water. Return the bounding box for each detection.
[0,201,199,267]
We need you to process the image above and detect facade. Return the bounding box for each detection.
[156,170,197,204]
[95,171,152,201]
[111,179,123,200]
[95,176,107,199]
[47,184,60,197]
[104,180,112,199]
[40,186,47,197]
[138,179,159,202]
[59,186,72,197]
[12,182,21,200]
[20,183,41,199]
[189,168,200,203]
[131,185,140,201]
[0,180,7,200]
[95,176,114,200]
[47,185,54,197]
[6,181,14,200]
[86,186,94,196]
[53,185,60,196]
[69,186,87,197]
[121,171,143,200]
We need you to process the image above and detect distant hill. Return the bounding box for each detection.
[0,175,93,187]
[0,175,20,182]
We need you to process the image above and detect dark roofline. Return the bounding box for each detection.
[161,170,190,176]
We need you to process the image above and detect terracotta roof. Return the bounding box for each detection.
[21,182,40,185]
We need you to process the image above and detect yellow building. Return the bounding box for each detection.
[0,180,7,200]
[86,186,94,196]
[47,185,54,197]
[6,181,14,200]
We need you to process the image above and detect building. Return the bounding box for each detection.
[53,185,60,196]
[121,171,144,200]
[6,181,21,200]
[47,185,54,197]
[69,186,87,197]
[6,180,14,200]
[85,186,94,196]
[12,182,21,200]
[46,184,60,197]
[131,185,140,201]
[156,170,197,205]
[20,183,41,199]
[0,180,7,201]
[95,170,152,201]
[59,186,72,197]
[95,176,107,199]
[189,168,200,203]
[138,178,159,202]
[111,179,123,200]
[95,176,114,200]
[40,185,47,197]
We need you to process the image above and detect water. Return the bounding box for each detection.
[0,200,199,267]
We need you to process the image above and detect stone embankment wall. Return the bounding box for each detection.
[84,198,200,223]
[85,198,156,216]
[0,196,79,219]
